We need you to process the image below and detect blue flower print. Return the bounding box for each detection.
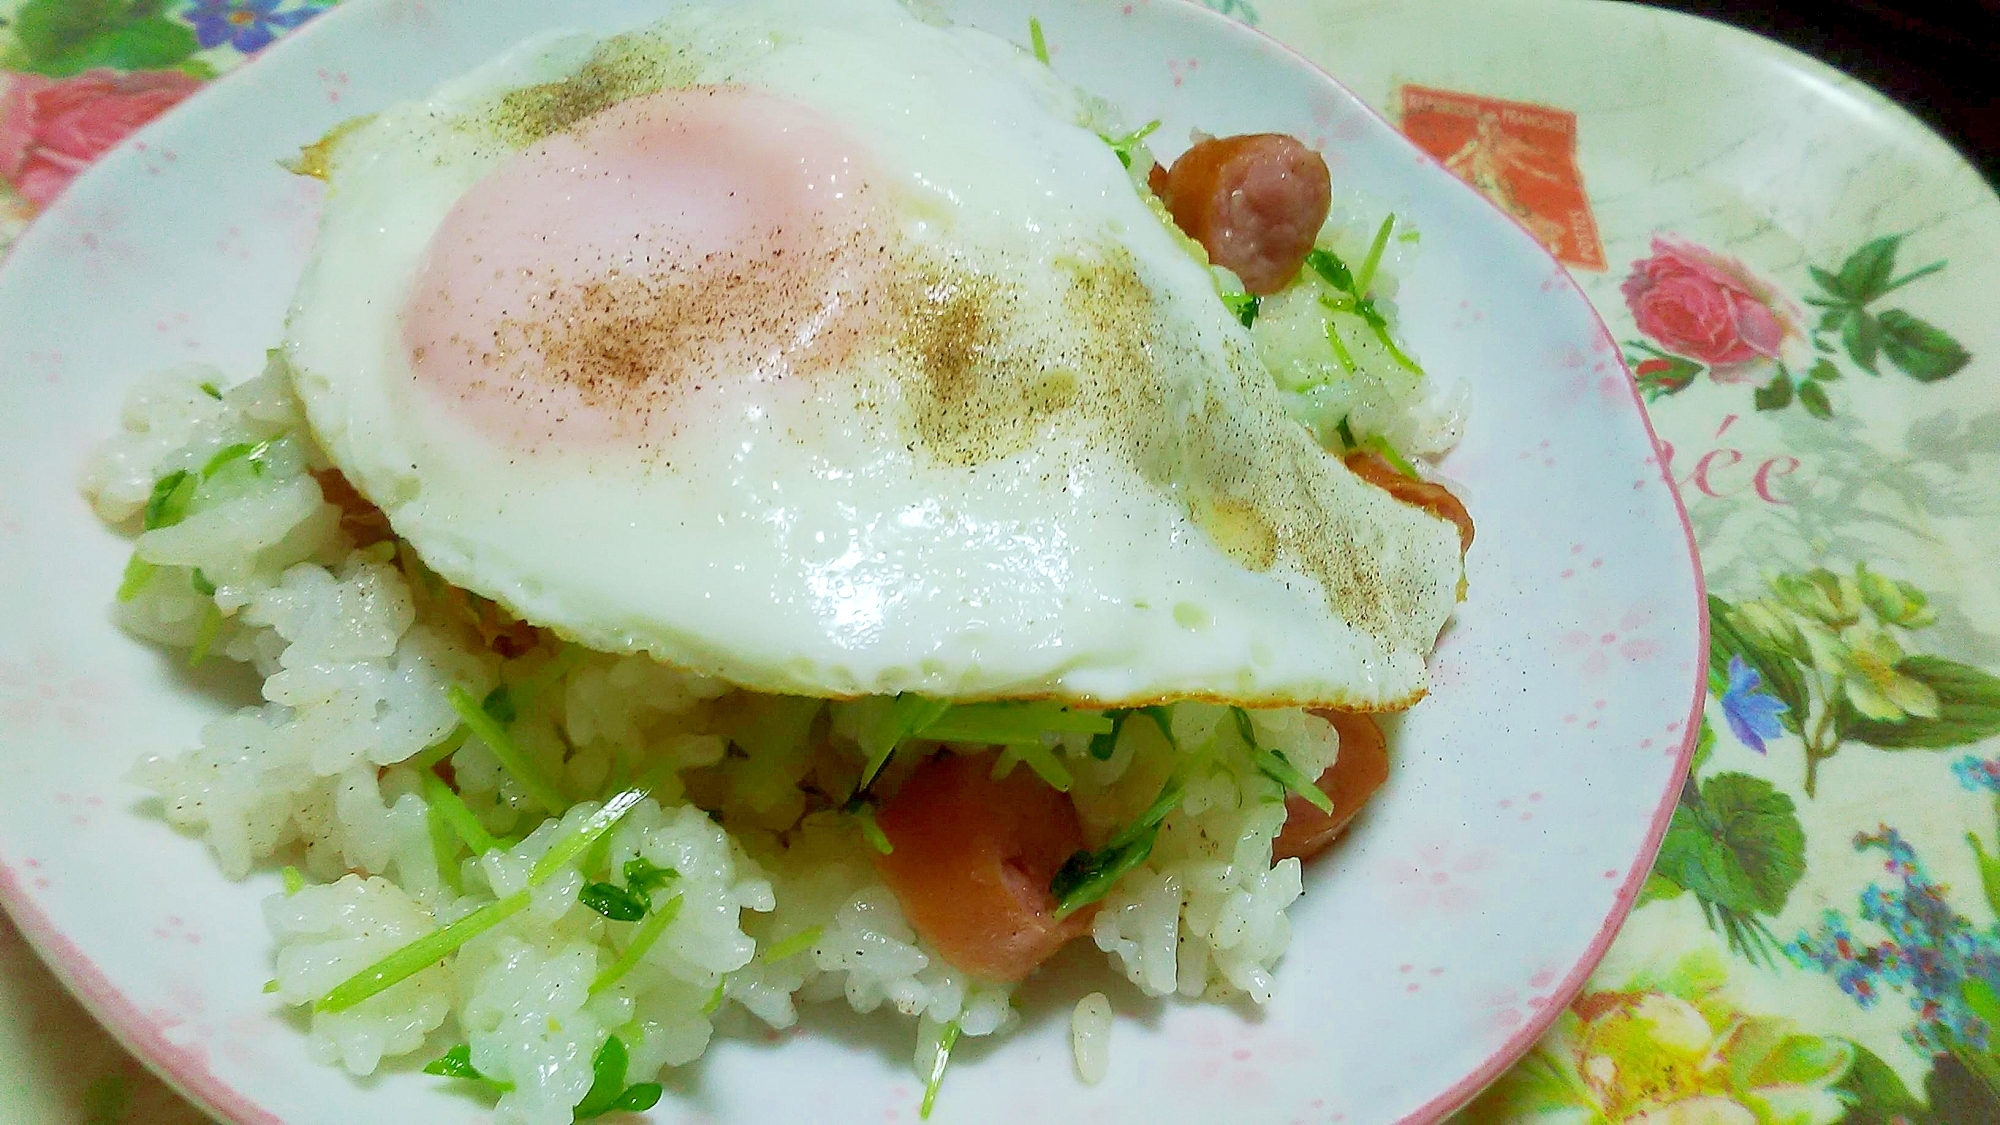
[1719,655,1788,754]
[184,0,323,54]
[1955,755,2000,796]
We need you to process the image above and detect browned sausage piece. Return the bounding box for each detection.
[312,468,395,547]
[1272,711,1390,863]
[1156,134,1332,296]
[872,751,1096,983]
[1342,451,1475,555]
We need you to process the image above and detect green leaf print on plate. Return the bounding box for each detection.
[1796,375,1835,420]
[3,0,200,77]
[1644,769,1805,964]
[1840,1048,2000,1125]
[1838,655,2000,749]
[1753,367,1795,412]
[1835,1041,1927,1125]
[1628,345,1703,399]
[1877,309,1973,383]
[1708,564,2000,794]
[1806,237,1970,384]
[1822,236,1900,301]
[1201,0,1261,23]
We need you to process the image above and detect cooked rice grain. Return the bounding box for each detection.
[91,360,1338,1123]
[1071,992,1112,1084]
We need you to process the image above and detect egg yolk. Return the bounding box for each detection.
[402,86,890,450]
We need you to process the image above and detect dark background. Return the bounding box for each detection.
[1639,0,1999,185]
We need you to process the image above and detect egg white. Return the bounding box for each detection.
[283,0,1462,707]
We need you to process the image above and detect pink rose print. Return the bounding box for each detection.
[1626,232,1962,417]
[0,69,204,210]
[1621,235,1789,378]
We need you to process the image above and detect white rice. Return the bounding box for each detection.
[1070,992,1111,1084]
[84,358,1352,1123]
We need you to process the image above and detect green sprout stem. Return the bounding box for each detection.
[447,684,567,813]
[200,439,272,479]
[143,470,196,530]
[408,726,470,774]
[512,645,584,713]
[1360,434,1419,479]
[187,602,223,667]
[425,801,464,894]
[760,925,823,964]
[316,889,530,1013]
[858,698,1108,796]
[1051,775,1186,918]
[588,894,685,995]
[317,787,649,1012]
[1362,313,1424,374]
[1233,707,1333,813]
[860,694,953,791]
[1322,313,1356,374]
[919,701,1112,744]
[920,1021,962,1120]
[1354,213,1395,296]
[1102,120,1161,168]
[1253,748,1332,814]
[530,787,650,883]
[116,555,157,601]
[853,802,894,854]
[1019,741,1075,791]
[422,772,499,854]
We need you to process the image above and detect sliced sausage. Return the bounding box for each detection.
[312,468,394,547]
[1272,711,1389,863]
[1343,451,1475,555]
[872,751,1095,983]
[1155,133,1332,296]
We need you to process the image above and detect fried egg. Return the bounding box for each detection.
[283,0,1462,708]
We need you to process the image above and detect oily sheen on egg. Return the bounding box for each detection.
[283,0,1463,709]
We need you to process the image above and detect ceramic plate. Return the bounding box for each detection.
[0,1,1702,1121]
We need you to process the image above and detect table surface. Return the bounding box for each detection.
[2,1,1997,1122]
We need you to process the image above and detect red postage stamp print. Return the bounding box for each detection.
[1398,85,1607,271]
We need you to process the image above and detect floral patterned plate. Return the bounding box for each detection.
[0,0,1703,1122]
[1248,2,2000,1120]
